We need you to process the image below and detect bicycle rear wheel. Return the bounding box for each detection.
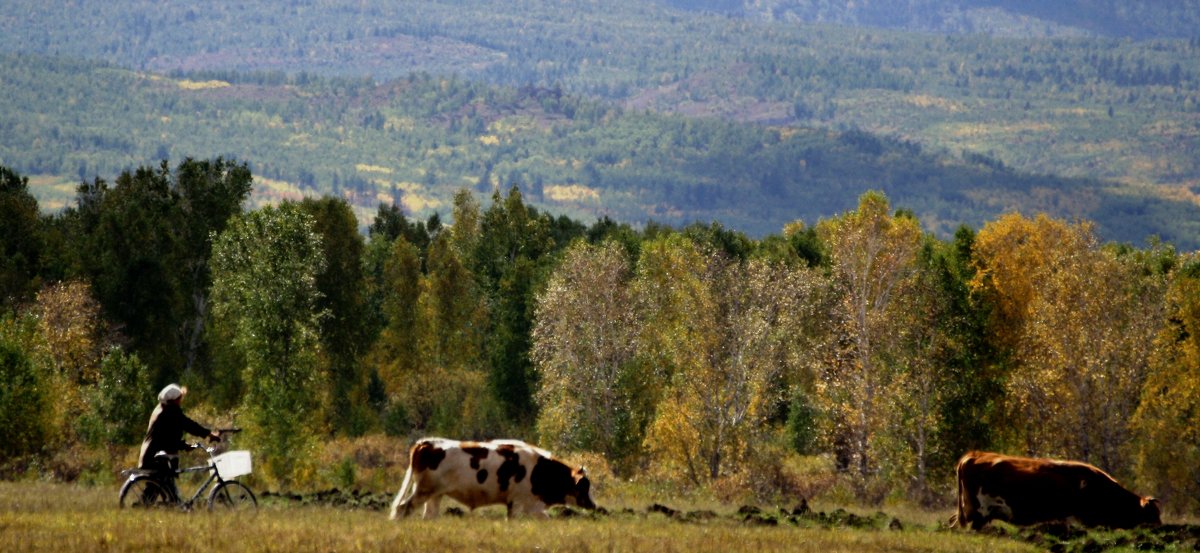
[208,480,257,512]
[119,477,171,509]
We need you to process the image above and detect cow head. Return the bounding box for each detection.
[1139,497,1162,526]
[569,466,597,510]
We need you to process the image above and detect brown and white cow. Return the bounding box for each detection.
[951,451,1160,530]
[388,437,596,519]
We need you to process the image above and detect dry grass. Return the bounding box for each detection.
[0,481,1044,553]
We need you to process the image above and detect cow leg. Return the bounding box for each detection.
[398,489,437,519]
[395,496,421,518]
[961,485,986,530]
[391,489,417,520]
[421,496,442,519]
[511,499,549,519]
[393,489,417,520]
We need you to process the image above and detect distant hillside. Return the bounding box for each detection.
[4,54,1200,248]
[2,1,1199,246]
[672,0,1200,39]
[3,2,1197,193]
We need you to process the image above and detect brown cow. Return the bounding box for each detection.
[389,437,596,519]
[951,451,1160,530]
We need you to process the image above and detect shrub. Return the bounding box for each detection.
[0,320,52,463]
[88,348,153,446]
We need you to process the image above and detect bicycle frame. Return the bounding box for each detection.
[170,459,226,508]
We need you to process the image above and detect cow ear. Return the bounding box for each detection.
[579,465,587,476]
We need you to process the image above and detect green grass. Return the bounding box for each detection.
[0,481,1045,552]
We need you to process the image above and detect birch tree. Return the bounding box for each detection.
[532,240,642,471]
[637,236,825,483]
[814,192,921,492]
[1134,254,1200,511]
[1015,242,1164,473]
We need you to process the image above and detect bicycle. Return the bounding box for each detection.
[119,428,257,512]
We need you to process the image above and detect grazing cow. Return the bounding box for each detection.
[951,451,1160,530]
[388,437,596,519]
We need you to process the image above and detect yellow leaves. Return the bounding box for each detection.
[970,212,1096,353]
[973,212,1165,469]
[782,219,807,238]
[634,237,822,483]
[812,192,936,487]
[533,241,637,457]
[644,391,706,479]
[175,79,230,90]
[34,281,107,385]
[1132,256,1200,508]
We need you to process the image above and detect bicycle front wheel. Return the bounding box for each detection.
[119,477,171,509]
[208,480,257,512]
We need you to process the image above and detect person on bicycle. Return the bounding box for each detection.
[138,384,221,497]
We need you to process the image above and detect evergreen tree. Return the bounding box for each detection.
[0,166,42,313]
[300,196,370,435]
[476,187,554,426]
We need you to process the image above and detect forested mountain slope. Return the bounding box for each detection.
[1,1,1198,245]
[680,0,1200,39]
[5,54,1198,247]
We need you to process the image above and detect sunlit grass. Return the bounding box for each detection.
[0,481,1044,552]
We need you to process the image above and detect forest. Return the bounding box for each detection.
[3,160,1200,514]
[711,0,1200,39]
[2,1,1200,248]
[3,0,1200,527]
[4,53,1200,250]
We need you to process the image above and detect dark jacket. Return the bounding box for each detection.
[137,402,211,469]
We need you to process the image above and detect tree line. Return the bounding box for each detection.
[2,160,1199,511]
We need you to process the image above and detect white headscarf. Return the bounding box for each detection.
[158,384,186,404]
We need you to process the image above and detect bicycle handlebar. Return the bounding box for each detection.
[187,442,216,454]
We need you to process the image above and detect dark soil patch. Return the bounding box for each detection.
[264,490,1200,551]
[958,519,1200,552]
[259,488,393,511]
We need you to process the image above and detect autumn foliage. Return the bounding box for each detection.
[5,160,1200,512]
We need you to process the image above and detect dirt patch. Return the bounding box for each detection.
[260,488,393,511]
[1002,522,1200,553]
[263,490,1200,551]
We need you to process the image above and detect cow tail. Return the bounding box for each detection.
[948,473,962,528]
[950,454,966,529]
[389,454,417,520]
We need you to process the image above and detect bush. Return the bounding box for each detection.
[381,399,409,438]
[315,435,409,491]
[0,325,51,462]
[87,348,153,446]
[786,392,819,455]
[710,443,820,505]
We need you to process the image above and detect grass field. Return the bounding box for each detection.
[0,481,1052,553]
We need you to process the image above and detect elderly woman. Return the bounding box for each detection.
[137,384,221,472]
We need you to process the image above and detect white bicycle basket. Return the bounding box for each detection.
[211,450,253,478]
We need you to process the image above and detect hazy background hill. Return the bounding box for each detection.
[2,0,1198,246]
[672,0,1200,39]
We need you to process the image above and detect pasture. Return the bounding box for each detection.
[5,481,1193,553]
